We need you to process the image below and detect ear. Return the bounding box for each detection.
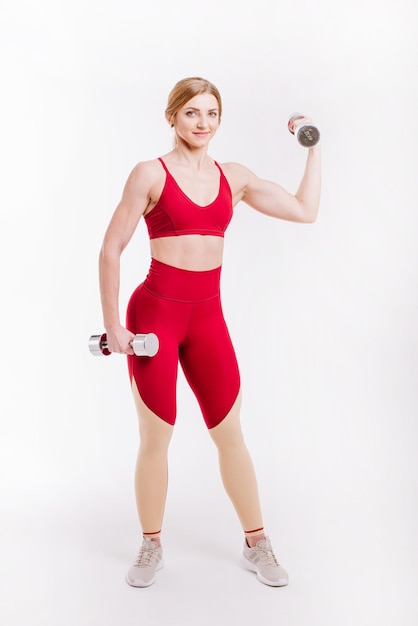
[166,115,174,128]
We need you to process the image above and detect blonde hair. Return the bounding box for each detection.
[165,77,222,123]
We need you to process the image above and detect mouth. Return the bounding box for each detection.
[193,132,210,137]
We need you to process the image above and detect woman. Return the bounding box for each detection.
[98,76,321,588]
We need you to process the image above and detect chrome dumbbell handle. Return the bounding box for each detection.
[89,333,159,357]
[288,113,320,147]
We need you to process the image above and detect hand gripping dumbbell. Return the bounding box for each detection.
[88,332,159,357]
[288,113,320,147]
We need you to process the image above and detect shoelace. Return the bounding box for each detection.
[255,544,279,567]
[135,546,156,568]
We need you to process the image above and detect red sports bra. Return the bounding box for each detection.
[144,158,233,239]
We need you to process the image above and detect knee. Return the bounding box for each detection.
[220,438,247,456]
[139,432,172,455]
[211,428,246,454]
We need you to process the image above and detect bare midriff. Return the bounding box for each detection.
[150,234,224,271]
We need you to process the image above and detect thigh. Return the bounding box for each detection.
[126,285,189,426]
[131,377,174,449]
[208,390,244,447]
[179,296,241,429]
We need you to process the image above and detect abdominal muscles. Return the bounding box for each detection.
[150,235,225,271]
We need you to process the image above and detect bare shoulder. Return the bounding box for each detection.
[218,161,256,203]
[120,158,166,209]
[219,161,253,180]
[126,158,164,188]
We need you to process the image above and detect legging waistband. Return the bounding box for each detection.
[143,258,222,302]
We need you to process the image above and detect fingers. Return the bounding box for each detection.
[119,336,135,355]
[105,328,135,354]
[288,113,313,134]
[126,341,135,356]
[108,342,132,355]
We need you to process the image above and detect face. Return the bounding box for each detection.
[169,93,220,147]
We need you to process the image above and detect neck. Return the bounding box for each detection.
[170,143,211,170]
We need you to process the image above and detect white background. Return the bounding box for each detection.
[1,1,417,624]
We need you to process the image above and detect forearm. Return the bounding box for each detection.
[99,246,122,331]
[295,143,321,222]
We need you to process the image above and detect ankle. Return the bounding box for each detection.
[143,530,162,547]
[244,526,266,548]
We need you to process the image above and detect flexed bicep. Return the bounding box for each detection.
[243,172,305,222]
[230,145,321,224]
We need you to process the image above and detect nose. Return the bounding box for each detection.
[197,115,209,128]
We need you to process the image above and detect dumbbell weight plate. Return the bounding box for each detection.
[89,333,111,356]
[132,333,159,357]
[294,123,320,147]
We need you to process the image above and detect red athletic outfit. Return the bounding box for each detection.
[126,158,240,429]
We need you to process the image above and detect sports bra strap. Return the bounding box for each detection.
[158,157,170,173]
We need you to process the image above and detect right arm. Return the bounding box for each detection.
[98,160,156,354]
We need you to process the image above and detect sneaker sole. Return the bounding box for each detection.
[126,559,164,588]
[240,556,289,587]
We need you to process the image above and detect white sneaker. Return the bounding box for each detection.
[241,537,289,587]
[126,538,164,587]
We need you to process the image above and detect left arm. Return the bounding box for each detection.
[232,142,321,223]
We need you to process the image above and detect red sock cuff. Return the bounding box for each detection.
[244,527,264,535]
[143,530,161,536]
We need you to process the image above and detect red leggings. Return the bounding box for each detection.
[126,259,241,429]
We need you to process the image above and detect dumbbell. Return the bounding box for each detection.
[288,113,320,147]
[88,332,159,357]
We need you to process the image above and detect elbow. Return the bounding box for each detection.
[98,242,108,265]
[298,203,319,224]
[304,211,319,224]
[304,195,320,222]
[98,245,107,274]
[99,239,123,266]
[294,196,320,224]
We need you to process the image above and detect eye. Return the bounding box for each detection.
[185,110,196,116]
[209,111,218,117]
